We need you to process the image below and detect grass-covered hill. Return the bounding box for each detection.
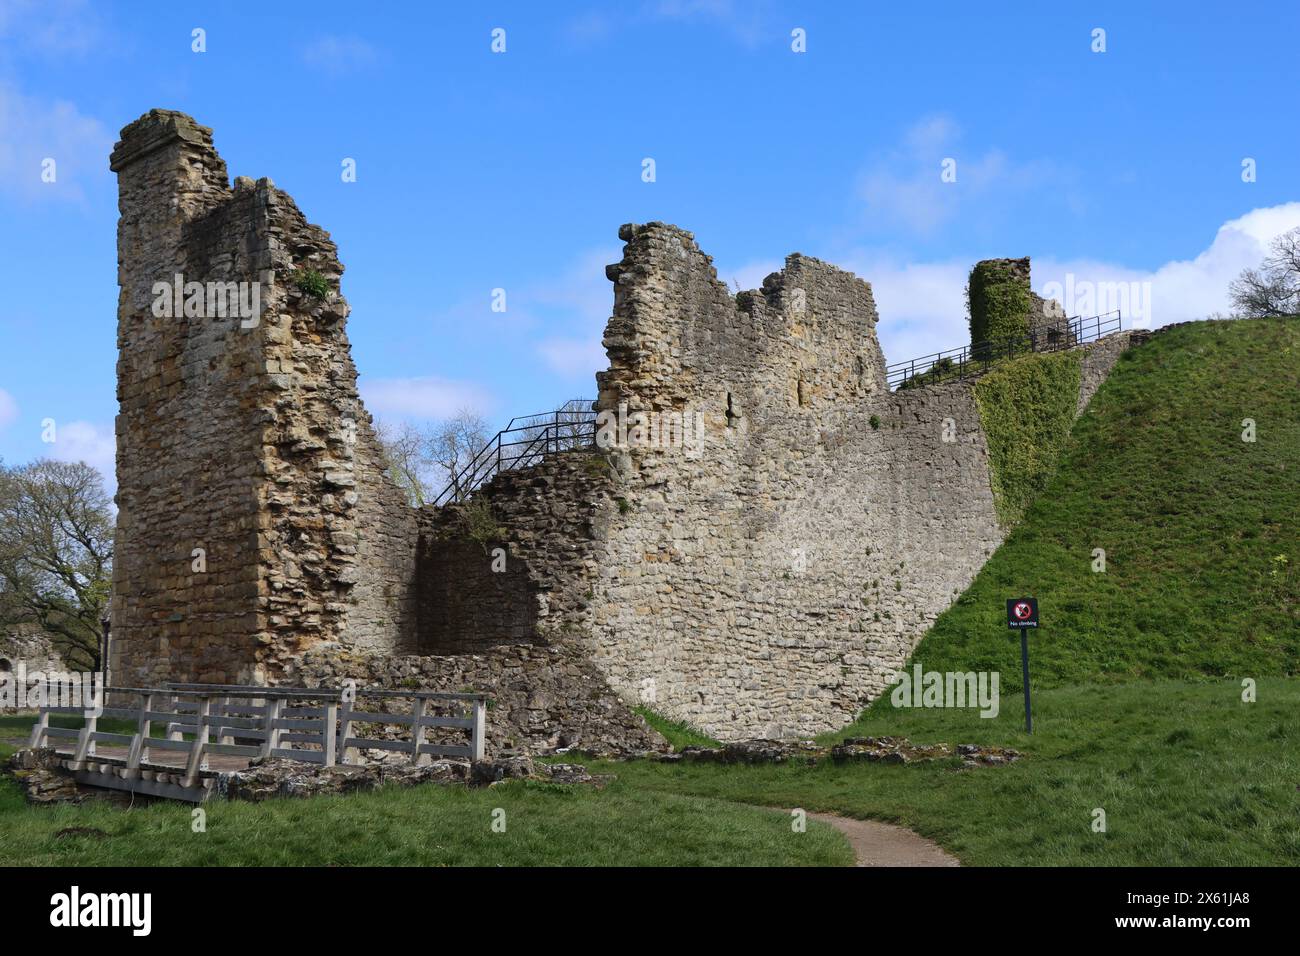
[911,317,1299,687]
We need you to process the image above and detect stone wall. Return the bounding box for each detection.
[109,110,416,687]
[0,625,66,679]
[287,641,663,755]
[108,111,1138,751]
[435,224,1138,741]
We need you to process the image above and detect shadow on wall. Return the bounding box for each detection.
[416,538,540,654]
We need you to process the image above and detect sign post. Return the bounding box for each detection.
[1006,597,1039,733]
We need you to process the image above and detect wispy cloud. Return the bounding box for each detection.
[520,247,620,381]
[562,1,779,49]
[0,0,106,57]
[0,82,113,202]
[647,0,777,47]
[538,338,608,378]
[362,376,494,422]
[855,114,1075,237]
[300,35,380,73]
[46,419,115,484]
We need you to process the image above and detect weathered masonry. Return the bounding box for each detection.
[109,110,1138,749]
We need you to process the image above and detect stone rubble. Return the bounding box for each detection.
[3,746,615,805]
[649,736,1021,769]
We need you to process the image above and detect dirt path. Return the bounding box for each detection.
[793,809,960,867]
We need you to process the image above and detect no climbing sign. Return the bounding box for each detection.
[1006,597,1039,628]
[1006,597,1039,732]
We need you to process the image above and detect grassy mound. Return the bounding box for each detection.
[910,318,1300,687]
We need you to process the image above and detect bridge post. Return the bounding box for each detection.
[126,690,153,777]
[322,701,337,767]
[337,696,356,765]
[471,698,486,762]
[183,695,211,787]
[28,706,49,749]
[261,697,283,759]
[71,708,98,771]
[410,697,428,766]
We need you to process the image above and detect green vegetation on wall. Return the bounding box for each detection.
[967,261,1031,346]
[633,706,721,750]
[973,349,1082,527]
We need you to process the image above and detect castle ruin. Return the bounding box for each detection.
[108,110,1136,751]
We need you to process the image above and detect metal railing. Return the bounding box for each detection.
[886,311,1123,391]
[432,398,598,506]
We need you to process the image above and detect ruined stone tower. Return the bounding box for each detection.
[109,110,1136,747]
[109,110,416,687]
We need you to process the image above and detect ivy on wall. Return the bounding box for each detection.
[973,349,1082,526]
[967,261,1031,346]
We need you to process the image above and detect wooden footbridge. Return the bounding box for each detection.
[27,682,488,802]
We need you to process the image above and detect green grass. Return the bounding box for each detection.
[633,706,721,750]
[0,716,849,866]
[911,317,1300,688]
[0,738,849,866]
[584,680,1300,866]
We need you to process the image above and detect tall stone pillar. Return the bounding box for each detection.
[109,110,417,688]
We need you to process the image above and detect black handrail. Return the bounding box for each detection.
[887,310,1122,390]
[432,398,597,506]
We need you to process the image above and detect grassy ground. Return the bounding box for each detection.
[0,723,850,867]
[585,680,1300,866]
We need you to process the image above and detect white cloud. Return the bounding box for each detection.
[0,82,112,202]
[525,248,619,323]
[0,388,17,431]
[1035,202,1300,329]
[842,256,972,366]
[362,376,494,421]
[727,202,1300,367]
[47,419,115,481]
[722,258,783,294]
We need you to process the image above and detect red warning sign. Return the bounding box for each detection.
[1007,597,1039,628]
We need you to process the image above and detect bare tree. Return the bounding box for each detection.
[374,409,490,507]
[427,409,489,503]
[374,420,433,507]
[0,459,114,670]
[1229,227,1300,317]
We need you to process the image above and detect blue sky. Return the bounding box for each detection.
[2,0,1298,482]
